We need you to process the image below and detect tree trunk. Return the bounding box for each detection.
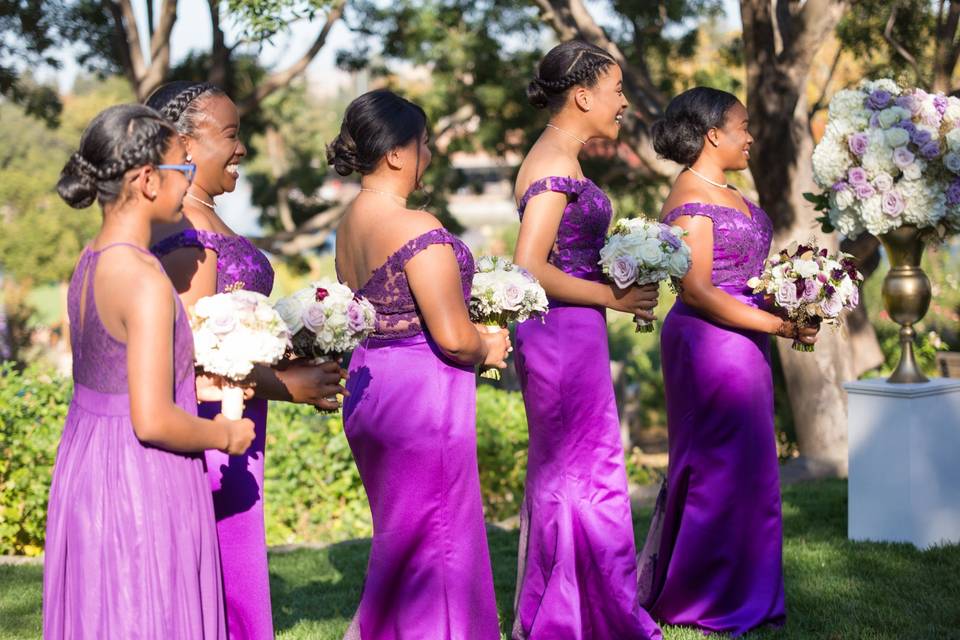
[743,0,883,477]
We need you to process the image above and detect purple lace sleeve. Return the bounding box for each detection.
[518,176,587,216]
[151,229,222,257]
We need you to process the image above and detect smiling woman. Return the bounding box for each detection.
[144,81,346,640]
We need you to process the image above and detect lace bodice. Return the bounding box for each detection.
[151,228,274,296]
[353,228,474,340]
[68,244,194,394]
[662,200,773,290]
[518,176,612,282]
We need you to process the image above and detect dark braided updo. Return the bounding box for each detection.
[528,40,618,113]
[145,81,226,135]
[57,104,177,209]
[650,87,740,166]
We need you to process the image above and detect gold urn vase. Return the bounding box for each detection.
[878,225,932,383]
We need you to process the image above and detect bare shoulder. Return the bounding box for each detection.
[95,247,174,311]
[515,153,582,201]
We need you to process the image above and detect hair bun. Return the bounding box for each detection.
[326,131,362,177]
[527,78,550,110]
[56,152,99,209]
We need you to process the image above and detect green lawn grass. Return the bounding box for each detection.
[2,480,958,639]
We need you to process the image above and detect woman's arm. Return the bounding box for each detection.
[513,190,658,318]
[672,214,816,344]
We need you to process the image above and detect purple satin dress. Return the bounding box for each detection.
[153,229,275,640]
[512,177,662,640]
[341,228,499,640]
[43,243,225,639]
[637,201,786,637]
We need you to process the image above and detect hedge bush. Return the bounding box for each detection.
[0,363,69,556]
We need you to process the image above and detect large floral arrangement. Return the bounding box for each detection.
[811,78,960,238]
[190,290,290,417]
[598,216,692,332]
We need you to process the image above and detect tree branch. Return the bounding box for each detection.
[883,4,929,88]
[237,0,346,117]
[809,43,843,119]
[933,0,960,92]
[113,0,146,79]
[250,204,347,256]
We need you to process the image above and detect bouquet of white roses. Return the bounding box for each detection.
[273,280,376,361]
[598,217,692,332]
[470,255,548,379]
[190,290,290,419]
[810,78,960,239]
[748,242,863,352]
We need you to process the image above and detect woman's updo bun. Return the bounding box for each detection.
[651,87,740,166]
[56,104,176,209]
[327,90,428,177]
[528,40,617,112]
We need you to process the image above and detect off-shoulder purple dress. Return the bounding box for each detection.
[43,243,225,639]
[512,177,662,640]
[638,200,786,637]
[341,228,499,640]
[152,229,275,640]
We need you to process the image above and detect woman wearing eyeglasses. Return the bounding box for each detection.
[146,82,345,640]
[43,103,256,639]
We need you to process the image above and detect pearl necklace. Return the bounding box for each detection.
[686,166,731,189]
[546,123,587,145]
[359,188,407,205]
[185,193,216,209]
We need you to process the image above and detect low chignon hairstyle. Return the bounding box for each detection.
[650,87,741,166]
[326,89,428,177]
[145,81,227,135]
[56,104,178,209]
[527,40,618,113]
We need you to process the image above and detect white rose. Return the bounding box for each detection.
[668,251,690,277]
[878,107,903,128]
[274,297,304,334]
[946,128,960,152]
[902,162,924,180]
[637,239,664,268]
[793,259,820,278]
[834,188,855,210]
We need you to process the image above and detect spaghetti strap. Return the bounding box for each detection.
[91,241,157,257]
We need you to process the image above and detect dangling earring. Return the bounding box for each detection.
[186,153,192,162]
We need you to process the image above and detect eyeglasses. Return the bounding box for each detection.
[157,163,197,183]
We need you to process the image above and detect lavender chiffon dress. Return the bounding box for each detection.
[153,229,275,640]
[512,177,662,640]
[43,243,225,639]
[637,200,786,637]
[341,228,499,639]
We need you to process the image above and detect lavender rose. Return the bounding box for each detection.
[920,140,941,159]
[911,128,933,146]
[775,280,800,309]
[346,302,368,333]
[301,303,327,333]
[658,228,681,250]
[892,146,916,169]
[855,182,877,200]
[867,89,892,110]
[847,166,869,186]
[610,256,639,289]
[820,294,844,318]
[208,312,237,336]
[881,189,906,217]
[847,132,869,156]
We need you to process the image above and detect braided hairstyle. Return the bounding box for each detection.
[528,40,618,113]
[326,90,428,177]
[57,104,177,209]
[145,81,226,135]
[650,87,740,166]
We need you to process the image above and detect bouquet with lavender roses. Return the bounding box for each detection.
[469,255,548,380]
[809,78,960,239]
[273,280,376,363]
[598,217,692,332]
[748,242,863,352]
[190,290,290,419]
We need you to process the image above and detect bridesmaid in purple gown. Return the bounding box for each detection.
[332,90,510,639]
[146,82,346,640]
[637,87,818,636]
[511,41,662,640]
[44,104,256,639]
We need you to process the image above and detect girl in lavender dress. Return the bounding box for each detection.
[637,87,818,636]
[145,82,346,640]
[43,104,256,639]
[511,41,662,640]
[332,90,510,640]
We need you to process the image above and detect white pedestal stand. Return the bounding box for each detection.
[846,378,960,549]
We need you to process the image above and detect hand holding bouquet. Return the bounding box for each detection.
[598,217,692,332]
[469,255,548,380]
[748,242,863,352]
[190,290,290,419]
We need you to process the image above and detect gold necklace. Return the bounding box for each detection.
[359,188,407,205]
[185,193,216,209]
[546,123,587,145]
